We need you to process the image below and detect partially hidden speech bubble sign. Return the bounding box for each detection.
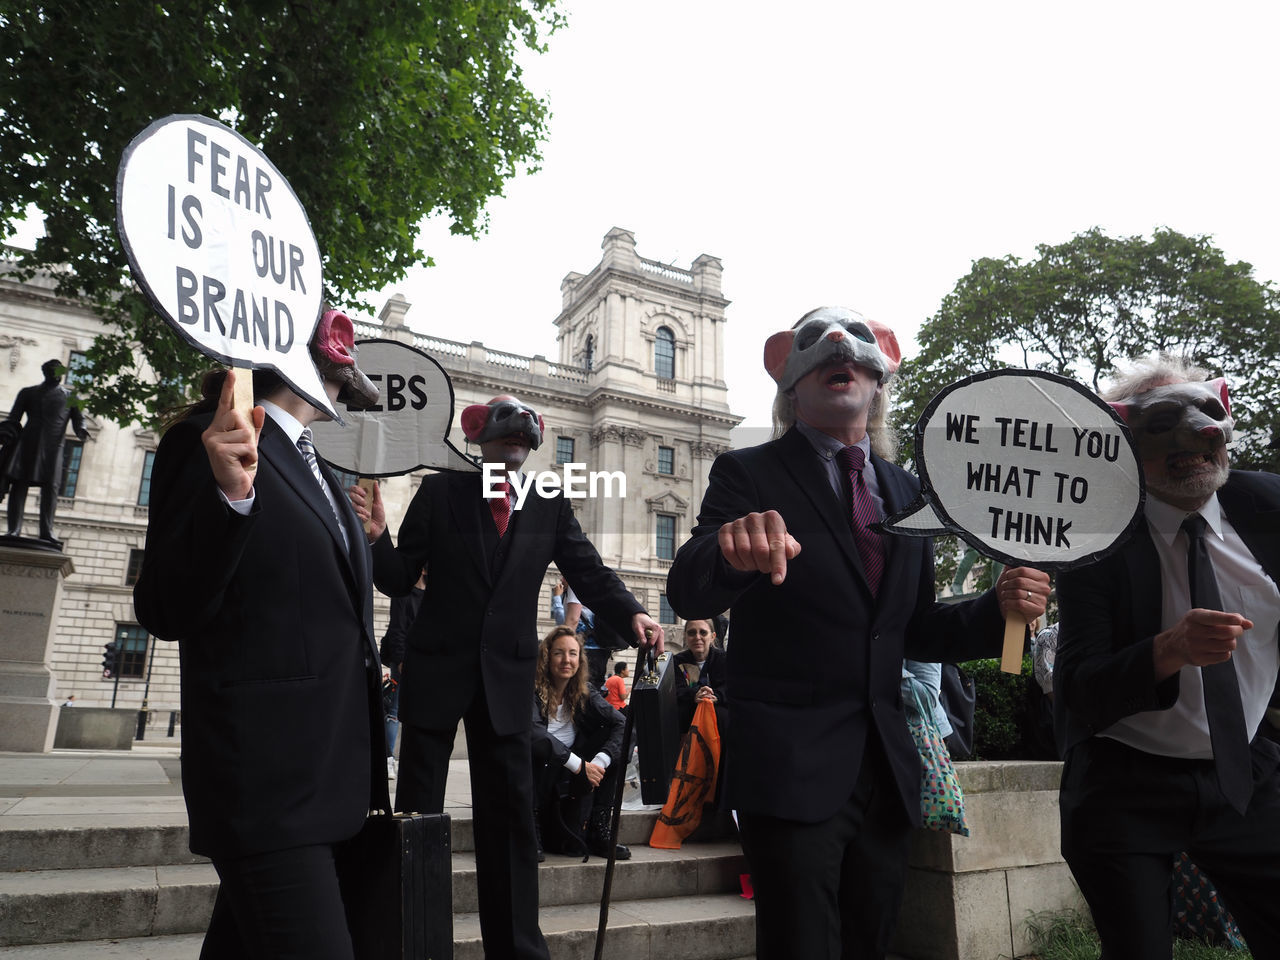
[309,339,476,475]
[116,114,337,420]
[881,369,1145,571]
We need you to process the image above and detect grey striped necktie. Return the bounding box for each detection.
[297,427,350,552]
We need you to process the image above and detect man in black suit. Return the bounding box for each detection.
[352,395,663,960]
[667,307,1048,960]
[134,312,387,959]
[1055,356,1280,958]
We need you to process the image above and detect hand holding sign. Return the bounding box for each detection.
[117,114,336,421]
[881,370,1144,671]
[347,480,385,541]
[201,369,266,502]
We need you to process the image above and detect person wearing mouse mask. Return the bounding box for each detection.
[133,308,386,960]
[1055,354,1280,958]
[667,306,1049,960]
[350,394,664,960]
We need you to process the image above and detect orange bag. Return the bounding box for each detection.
[649,698,721,850]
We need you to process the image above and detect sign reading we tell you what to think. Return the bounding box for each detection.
[880,370,1145,571]
[116,114,337,420]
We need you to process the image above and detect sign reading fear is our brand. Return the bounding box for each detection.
[116,114,337,419]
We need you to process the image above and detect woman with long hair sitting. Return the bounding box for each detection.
[531,625,630,861]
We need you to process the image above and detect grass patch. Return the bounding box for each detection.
[1024,910,1252,960]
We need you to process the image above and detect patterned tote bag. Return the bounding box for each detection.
[906,685,969,836]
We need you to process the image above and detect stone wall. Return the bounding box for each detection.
[892,761,1085,960]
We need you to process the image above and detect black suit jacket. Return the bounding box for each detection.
[667,427,1004,824]
[372,469,643,738]
[1054,470,1280,758]
[134,414,388,859]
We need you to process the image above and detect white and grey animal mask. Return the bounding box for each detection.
[1109,378,1233,462]
[763,307,902,392]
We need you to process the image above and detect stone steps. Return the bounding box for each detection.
[455,893,756,960]
[0,814,753,957]
[0,933,758,960]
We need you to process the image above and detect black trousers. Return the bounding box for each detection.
[201,844,354,960]
[737,735,912,960]
[586,646,610,689]
[1061,736,1280,960]
[396,685,550,960]
[5,480,56,539]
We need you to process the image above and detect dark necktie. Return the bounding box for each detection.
[490,480,511,538]
[1182,513,1252,814]
[298,427,349,552]
[837,445,885,596]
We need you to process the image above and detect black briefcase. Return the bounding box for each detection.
[344,811,453,960]
[630,650,680,804]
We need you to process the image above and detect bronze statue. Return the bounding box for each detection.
[2,359,89,546]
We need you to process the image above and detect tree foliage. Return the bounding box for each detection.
[0,0,562,425]
[893,228,1280,472]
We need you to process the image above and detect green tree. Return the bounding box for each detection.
[893,227,1280,473]
[0,0,562,425]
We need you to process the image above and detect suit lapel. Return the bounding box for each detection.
[774,428,870,594]
[872,455,915,602]
[1123,523,1164,642]
[260,420,353,579]
[449,470,493,586]
[1220,476,1280,584]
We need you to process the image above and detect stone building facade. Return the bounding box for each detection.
[0,228,739,728]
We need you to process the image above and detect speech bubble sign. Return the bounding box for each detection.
[116,114,338,420]
[309,339,477,475]
[881,369,1145,571]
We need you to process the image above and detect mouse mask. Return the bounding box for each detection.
[1109,378,1233,463]
[461,396,545,450]
[310,310,379,410]
[763,307,902,392]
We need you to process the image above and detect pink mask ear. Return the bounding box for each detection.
[461,404,490,441]
[868,320,901,374]
[537,414,545,435]
[1108,401,1130,423]
[1207,377,1230,415]
[763,331,796,382]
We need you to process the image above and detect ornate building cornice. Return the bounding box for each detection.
[589,422,647,447]
[690,440,730,459]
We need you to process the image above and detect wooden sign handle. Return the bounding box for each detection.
[1001,612,1026,674]
[231,365,254,422]
[357,477,377,535]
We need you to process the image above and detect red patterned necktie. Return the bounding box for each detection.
[489,480,511,537]
[838,445,885,596]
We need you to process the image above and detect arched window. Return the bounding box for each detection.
[654,326,675,380]
[584,334,594,373]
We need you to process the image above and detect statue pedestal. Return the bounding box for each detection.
[0,544,74,752]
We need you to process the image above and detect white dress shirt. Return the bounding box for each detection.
[1102,492,1280,757]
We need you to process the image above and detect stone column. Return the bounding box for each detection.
[0,545,75,752]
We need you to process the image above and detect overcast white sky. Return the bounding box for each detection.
[373,0,1280,432]
[11,2,1277,433]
